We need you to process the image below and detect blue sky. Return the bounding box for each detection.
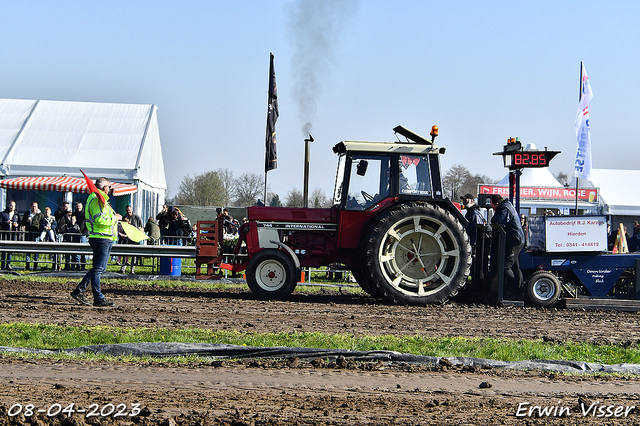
[1,1,639,200]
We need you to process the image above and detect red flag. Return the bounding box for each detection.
[80,169,106,206]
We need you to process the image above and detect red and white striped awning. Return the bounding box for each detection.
[0,176,137,196]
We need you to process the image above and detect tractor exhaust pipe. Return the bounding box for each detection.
[303,134,314,208]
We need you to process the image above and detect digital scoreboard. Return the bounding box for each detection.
[494,139,560,170]
[510,151,558,168]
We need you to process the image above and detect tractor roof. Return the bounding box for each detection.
[332,140,443,156]
[332,125,444,156]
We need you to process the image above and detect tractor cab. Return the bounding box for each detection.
[332,125,446,212]
[331,125,461,253]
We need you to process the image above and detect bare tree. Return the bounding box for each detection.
[310,188,330,208]
[443,164,472,200]
[461,173,497,198]
[285,188,304,207]
[234,173,263,206]
[269,193,283,207]
[175,171,225,206]
[442,165,497,200]
[554,171,569,186]
[217,168,235,207]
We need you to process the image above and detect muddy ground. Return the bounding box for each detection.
[1,276,640,425]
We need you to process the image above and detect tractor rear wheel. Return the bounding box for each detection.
[525,271,561,307]
[363,203,471,305]
[246,249,298,300]
[351,265,384,299]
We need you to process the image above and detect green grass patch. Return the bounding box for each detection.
[11,273,360,293]
[1,323,639,366]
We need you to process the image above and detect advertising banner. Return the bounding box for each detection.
[545,216,607,253]
[479,185,598,202]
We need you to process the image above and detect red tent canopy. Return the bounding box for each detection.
[0,176,137,196]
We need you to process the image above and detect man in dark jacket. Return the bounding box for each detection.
[167,208,190,245]
[21,202,42,270]
[60,215,82,270]
[72,202,88,270]
[156,204,170,241]
[54,201,72,223]
[0,201,20,270]
[121,205,144,273]
[629,221,640,252]
[490,194,525,294]
[460,193,485,252]
[56,210,73,270]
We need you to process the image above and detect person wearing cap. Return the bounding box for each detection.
[70,177,122,307]
[460,193,485,252]
[490,194,525,295]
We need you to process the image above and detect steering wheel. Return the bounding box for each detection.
[361,190,373,203]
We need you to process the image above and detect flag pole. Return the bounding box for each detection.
[264,52,279,206]
[264,174,268,205]
[574,61,583,214]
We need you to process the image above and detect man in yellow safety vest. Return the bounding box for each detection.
[70,177,122,307]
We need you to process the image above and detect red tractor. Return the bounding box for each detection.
[205,126,471,306]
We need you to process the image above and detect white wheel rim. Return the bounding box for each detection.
[533,278,556,301]
[378,215,461,297]
[255,259,287,292]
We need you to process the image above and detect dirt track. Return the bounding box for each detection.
[1,276,640,425]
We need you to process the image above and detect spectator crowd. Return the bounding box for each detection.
[0,200,90,271]
[0,199,243,272]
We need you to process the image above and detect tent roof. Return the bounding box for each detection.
[0,176,136,196]
[497,167,564,187]
[583,169,640,215]
[0,98,166,189]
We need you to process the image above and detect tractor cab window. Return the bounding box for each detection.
[332,154,347,206]
[345,156,390,211]
[398,155,432,196]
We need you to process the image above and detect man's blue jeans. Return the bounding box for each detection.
[77,238,113,302]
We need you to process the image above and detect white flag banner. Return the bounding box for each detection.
[574,62,593,180]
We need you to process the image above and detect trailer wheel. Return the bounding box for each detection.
[525,271,561,307]
[246,249,297,300]
[363,203,471,306]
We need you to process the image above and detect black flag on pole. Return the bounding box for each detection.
[265,52,279,172]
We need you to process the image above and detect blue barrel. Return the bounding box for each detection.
[159,257,182,276]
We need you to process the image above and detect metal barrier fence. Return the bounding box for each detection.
[0,230,354,281]
[0,229,197,272]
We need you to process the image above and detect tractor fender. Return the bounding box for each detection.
[268,240,302,280]
[361,199,466,240]
[430,198,468,226]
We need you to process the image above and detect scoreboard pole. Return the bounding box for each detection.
[515,169,521,212]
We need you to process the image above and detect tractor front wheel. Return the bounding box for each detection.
[246,249,298,300]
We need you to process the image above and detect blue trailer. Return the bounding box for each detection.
[518,215,640,309]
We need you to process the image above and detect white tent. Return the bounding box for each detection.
[0,98,166,220]
[497,167,564,188]
[581,169,640,216]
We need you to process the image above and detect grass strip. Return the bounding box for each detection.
[1,323,639,366]
[12,275,358,293]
